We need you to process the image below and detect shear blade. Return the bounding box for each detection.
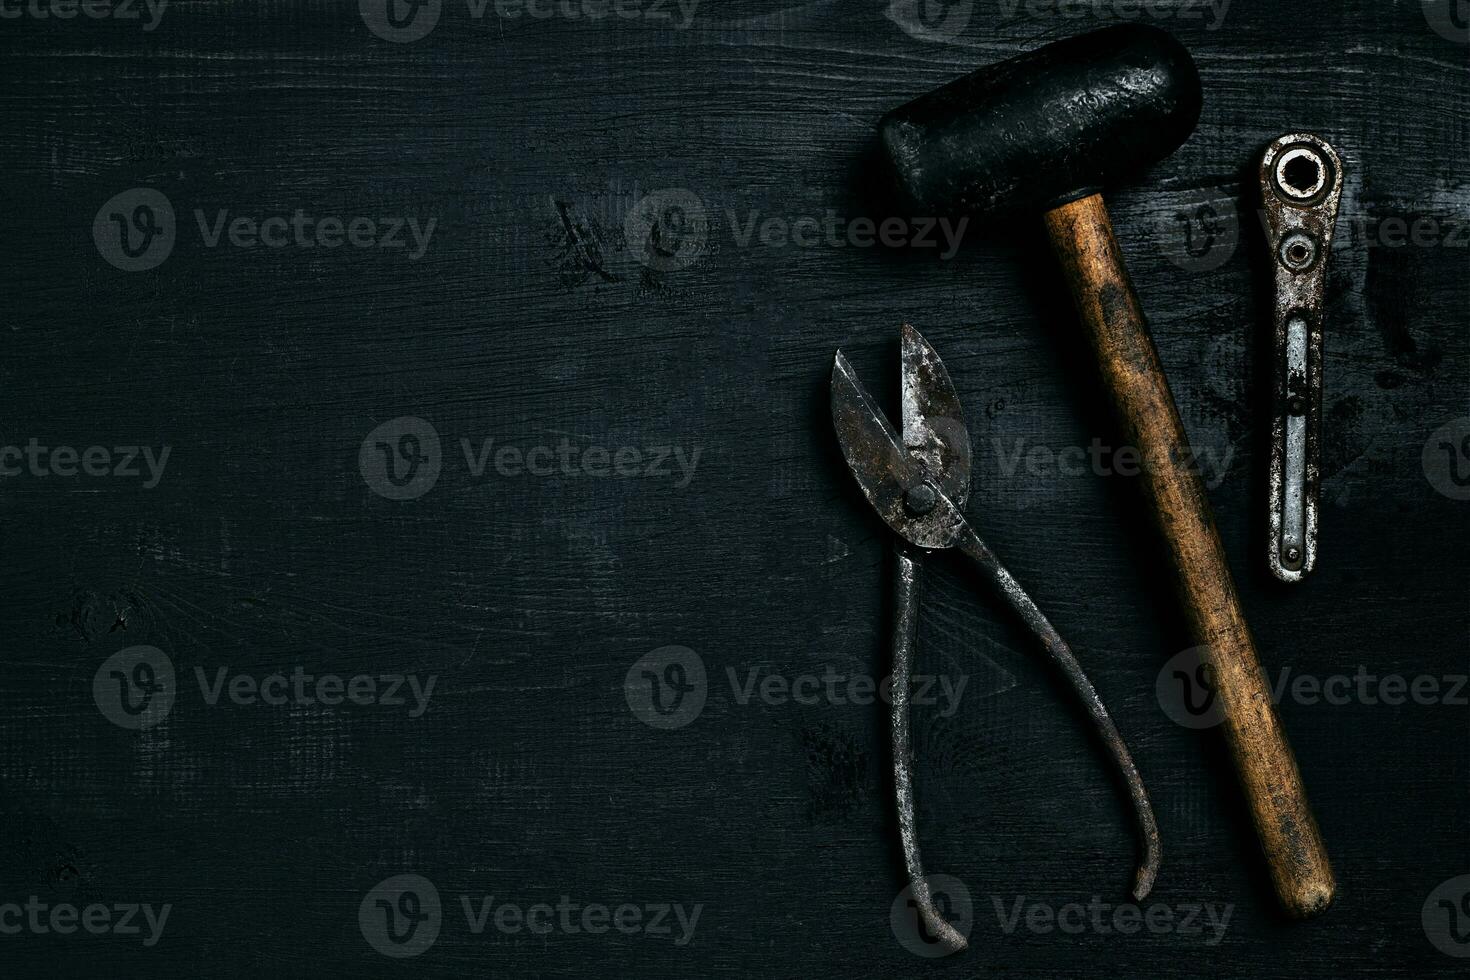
[900,324,972,509]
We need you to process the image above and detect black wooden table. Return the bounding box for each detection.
[2,2,1467,976]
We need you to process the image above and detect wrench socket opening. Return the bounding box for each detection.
[1282,155,1320,195]
[1272,144,1332,205]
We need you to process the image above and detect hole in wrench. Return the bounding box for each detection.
[1278,230,1317,271]
[1273,146,1329,202]
[1282,155,1320,195]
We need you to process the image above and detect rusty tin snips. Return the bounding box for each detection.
[831,325,1160,955]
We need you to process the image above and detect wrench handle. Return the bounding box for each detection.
[1042,191,1335,918]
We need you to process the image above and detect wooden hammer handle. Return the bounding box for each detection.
[1041,192,1334,918]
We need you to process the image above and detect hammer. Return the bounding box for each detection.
[877,25,1333,918]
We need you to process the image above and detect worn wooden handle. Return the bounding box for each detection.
[1041,192,1334,918]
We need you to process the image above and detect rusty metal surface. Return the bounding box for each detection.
[830,348,969,551]
[888,543,968,955]
[899,324,971,508]
[830,326,1162,957]
[1261,133,1344,582]
[892,326,972,953]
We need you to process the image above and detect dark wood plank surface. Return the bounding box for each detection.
[1,1,1466,975]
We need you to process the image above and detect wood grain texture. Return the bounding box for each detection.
[0,1,1465,977]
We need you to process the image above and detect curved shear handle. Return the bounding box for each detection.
[891,546,968,955]
[889,529,1161,951]
[954,523,1161,901]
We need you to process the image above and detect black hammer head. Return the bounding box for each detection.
[878,25,1201,216]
